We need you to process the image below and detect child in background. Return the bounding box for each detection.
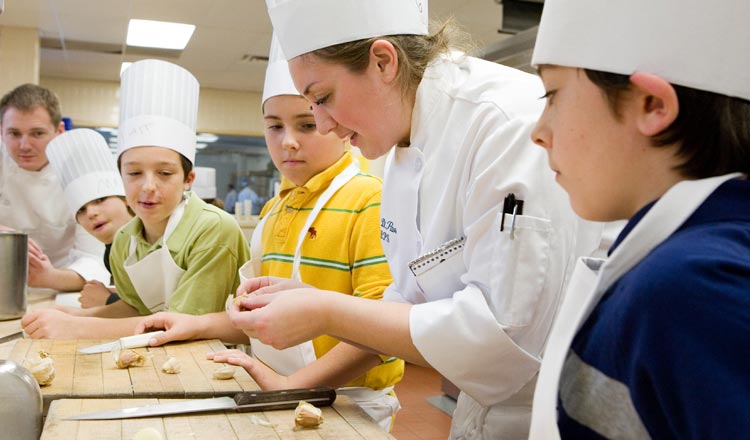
[136,36,403,431]
[46,128,133,308]
[21,60,250,339]
[528,0,750,438]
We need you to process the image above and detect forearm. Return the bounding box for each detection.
[43,268,85,292]
[70,316,146,339]
[321,292,428,366]
[81,300,141,318]
[196,312,249,344]
[287,342,382,389]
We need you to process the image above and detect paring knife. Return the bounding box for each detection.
[77,331,165,354]
[65,387,337,420]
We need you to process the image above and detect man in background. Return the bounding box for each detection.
[224,183,237,214]
[0,83,109,291]
[237,176,262,215]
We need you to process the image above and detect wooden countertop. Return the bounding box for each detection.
[41,395,395,439]
[7,338,260,413]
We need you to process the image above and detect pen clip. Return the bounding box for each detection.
[500,193,524,238]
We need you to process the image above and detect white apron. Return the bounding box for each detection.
[528,173,742,439]
[123,197,188,313]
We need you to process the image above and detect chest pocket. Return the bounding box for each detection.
[491,212,552,327]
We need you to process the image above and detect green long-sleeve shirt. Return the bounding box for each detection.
[110,191,250,315]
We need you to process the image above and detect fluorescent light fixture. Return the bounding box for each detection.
[126,19,196,50]
[120,62,132,76]
[196,133,219,143]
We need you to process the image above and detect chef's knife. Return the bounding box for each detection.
[78,331,165,354]
[65,387,336,420]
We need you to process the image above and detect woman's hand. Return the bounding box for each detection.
[208,349,290,390]
[235,276,311,297]
[227,288,332,349]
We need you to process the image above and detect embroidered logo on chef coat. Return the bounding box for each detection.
[380,218,397,243]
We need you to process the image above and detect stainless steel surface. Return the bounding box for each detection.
[67,397,238,420]
[0,231,28,320]
[0,360,43,439]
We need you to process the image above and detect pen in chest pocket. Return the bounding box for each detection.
[501,193,524,238]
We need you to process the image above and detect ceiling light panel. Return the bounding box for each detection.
[126,19,196,50]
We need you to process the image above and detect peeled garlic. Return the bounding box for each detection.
[294,401,323,429]
[161,356,181,374]
[26,350,55,386]
[113,348,147,369]
[131,427,164,440]
[212,365,235,380]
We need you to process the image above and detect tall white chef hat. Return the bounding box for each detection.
[191,166,217,199]
[261,34,299,106]
[118,59,200,163]
[46,128,125,214]
[267,0,429,60]
[532,0,750,101]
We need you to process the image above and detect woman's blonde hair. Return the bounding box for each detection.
[304,19,471,96]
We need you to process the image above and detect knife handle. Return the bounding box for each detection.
[234,387,336,412]
[119,331,165,349]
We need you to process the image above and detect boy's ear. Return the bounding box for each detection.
[629,72,679,137]
[184,169,196,189]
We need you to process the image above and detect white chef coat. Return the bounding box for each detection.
[0,147,108,283]
[379,53,605,439]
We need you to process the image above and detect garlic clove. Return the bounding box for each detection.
[113,348,147,369]
[294,400,323,429]
[212,364,236,380]
[161,356,181,374]
[26,350,55,386]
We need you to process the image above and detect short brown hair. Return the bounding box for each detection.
[0,83,62,127]
[584,69,750,178]
[305,20,470,97]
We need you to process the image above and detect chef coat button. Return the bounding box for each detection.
[414,158,423,172]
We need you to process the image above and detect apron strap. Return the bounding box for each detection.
[291,161,360,279]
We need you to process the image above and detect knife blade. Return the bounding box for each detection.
[65,387,337,420]
[78,331,165,354]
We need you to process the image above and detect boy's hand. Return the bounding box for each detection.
[79,280,113,308]
[21,309,80,339]
[208,349,290,390]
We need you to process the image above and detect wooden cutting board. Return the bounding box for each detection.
[41,395,395,439]
[8,338,260,412]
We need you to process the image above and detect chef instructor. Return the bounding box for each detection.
[0,83,108,291]
[227,1,605,438]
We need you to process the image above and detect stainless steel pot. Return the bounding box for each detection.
[0,231,28,320]
[0,360,42,439]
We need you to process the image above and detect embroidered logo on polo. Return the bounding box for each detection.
[308,227,317,239]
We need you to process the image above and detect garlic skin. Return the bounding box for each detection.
[212,365,235,380]
[294,401,323,429]
[26,350,55,386]
[161,356,181,374]
[113,348,147,369]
